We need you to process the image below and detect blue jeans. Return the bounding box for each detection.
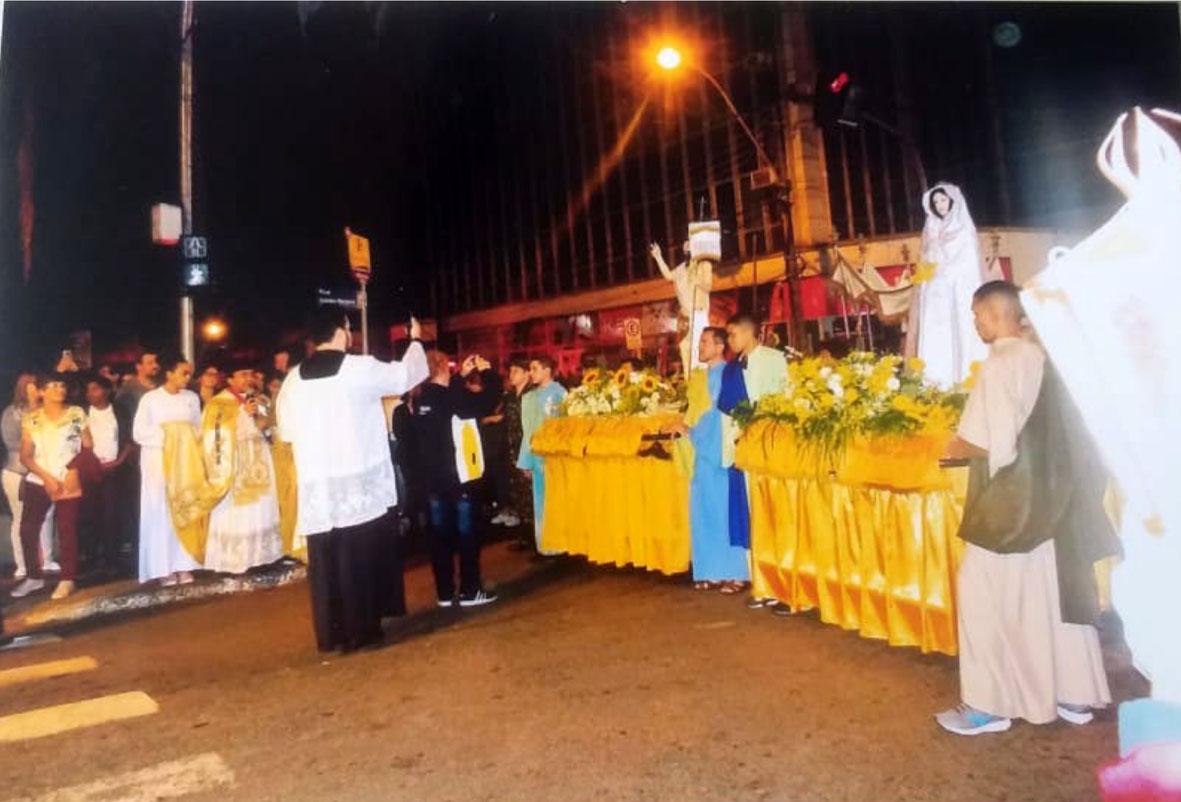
[427,490,482,600]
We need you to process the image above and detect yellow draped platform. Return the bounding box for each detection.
[533,415,691,575]
[737,420,967,656]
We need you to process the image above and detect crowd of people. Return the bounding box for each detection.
[0,285,1119,739]
[0,309,573,645]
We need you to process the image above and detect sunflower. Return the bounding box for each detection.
[613,366,632,387]
[582,368,602,387]
[641,375,659,394]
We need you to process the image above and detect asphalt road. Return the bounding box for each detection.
[0,543,1140,802]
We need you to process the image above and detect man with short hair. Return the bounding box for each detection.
[200,359,284,575]
[412,351,502,607]
[113,349,160,564]
[681,327,750,591]
[717,313,788,610]
[516,356,566,555]
[83,376,132,574]
[935,280,1117,735]
[500,357,533,548]
[276,309,428,652]
[114,350,160,436]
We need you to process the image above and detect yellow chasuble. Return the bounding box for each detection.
[162,394,300,564]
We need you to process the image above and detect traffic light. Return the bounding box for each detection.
[814,71,864,128]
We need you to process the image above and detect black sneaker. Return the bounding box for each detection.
[746,596,775,610]
[459,589,499,608]
[770,601,793,617]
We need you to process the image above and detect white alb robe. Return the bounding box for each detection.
[955,336,1111,723]
[133,387,202,582]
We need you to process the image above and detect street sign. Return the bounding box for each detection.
[623,318,643,352]
[184,263,210,288]
[182,236,207,260]
[344,227,371,283]
[152,204,182,245]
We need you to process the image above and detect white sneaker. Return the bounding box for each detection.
[935,704,1012,736]
[10,578,46,598]
[459,589,499,608]
[43,561,61,574]
[501,513,521,527]
[490,512,508,526]
[50,580,75,600]
[1057,704,1094,725]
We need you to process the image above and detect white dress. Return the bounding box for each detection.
[133,387,202,582]
[203,393,283,574]
[914,183,990,389]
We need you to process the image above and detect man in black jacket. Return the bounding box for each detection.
[412,350,503,608]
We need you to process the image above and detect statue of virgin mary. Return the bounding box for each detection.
[909,183,990,388]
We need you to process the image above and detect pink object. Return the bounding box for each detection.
[1098,742,1181,802]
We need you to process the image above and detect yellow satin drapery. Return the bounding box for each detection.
[533,416,690,575]
[270,440,305,562]
[738,421,969,656]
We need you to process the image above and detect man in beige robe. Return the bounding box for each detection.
[937,281,1112,735]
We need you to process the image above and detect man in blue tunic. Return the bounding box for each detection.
[516,356,567,556]
[683,327,750,592]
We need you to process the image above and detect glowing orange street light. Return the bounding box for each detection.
[656,45,683,71]
[201,317,227,342]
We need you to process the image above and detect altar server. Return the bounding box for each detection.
[936,281,1118,735]
[133,354,202,586]
[276,309,428,652]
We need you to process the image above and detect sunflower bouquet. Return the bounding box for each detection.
[562,365,686,417]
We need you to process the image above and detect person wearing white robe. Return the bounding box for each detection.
[133,356,202,585]
[202,365,283,575]
[276,309,429,652]
[936,282,1111,735]
[911,183,990,389]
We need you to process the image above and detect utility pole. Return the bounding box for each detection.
[179,0,195,363]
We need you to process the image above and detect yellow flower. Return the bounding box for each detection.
[641,376,659,394]
[960,361,984,391]
[911,261,938,284]
[582,368,601,387]
[844,388,860,404]
[906,357,926,375]
[613,366,632,387]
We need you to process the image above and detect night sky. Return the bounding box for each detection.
[0,2,1178,372]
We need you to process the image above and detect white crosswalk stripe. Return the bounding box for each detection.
[3,753,235,802]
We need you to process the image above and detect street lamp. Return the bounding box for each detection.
[653,44,805,350]
[201,317,227,342]
[656,46,683,72]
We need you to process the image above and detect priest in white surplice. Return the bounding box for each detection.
[936,281,1117,736]
[133,354,203,586]
[276,309,429,652]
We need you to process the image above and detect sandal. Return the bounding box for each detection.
[718,582,745,595]
[693,581,717,591]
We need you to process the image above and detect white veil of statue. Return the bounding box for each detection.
[1022,107,1181,704]
[912,182,989,388]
